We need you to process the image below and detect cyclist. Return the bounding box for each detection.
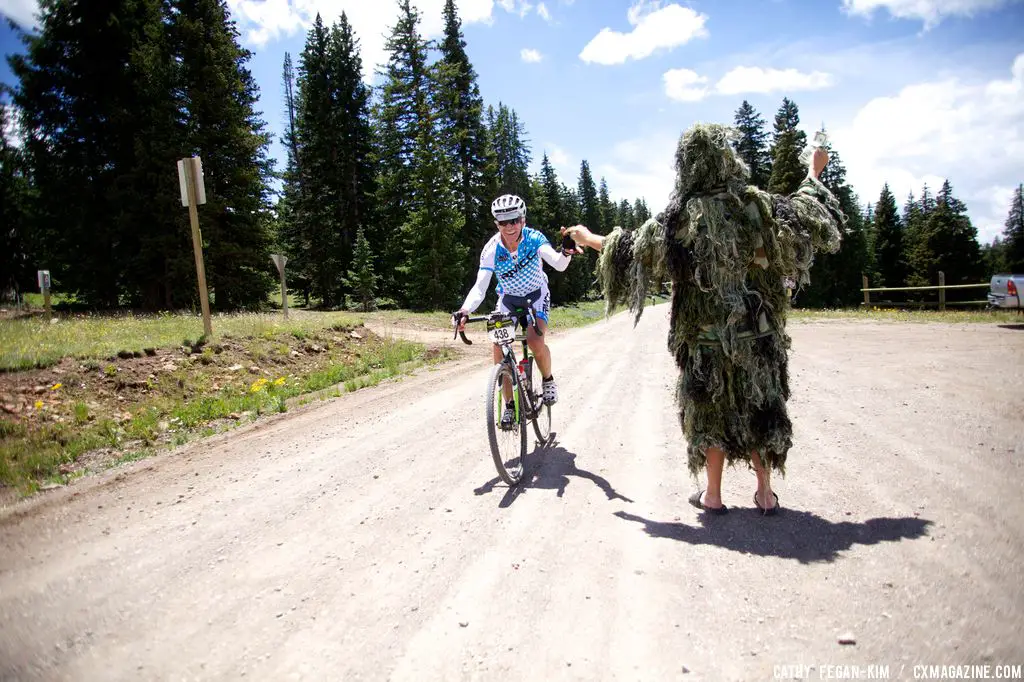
[454,194,580,425]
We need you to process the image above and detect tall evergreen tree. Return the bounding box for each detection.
[598,178,615,234]
[488,103,532,199]
[872,184,905,288]
[633,198,651,225]
[436,0,495,285]
[346,225,377,311]
[373,0,432,301]
[577,160,601,294]
[398,77,467,310]
[173,0,276,310]
[0,101,33,300]
[9,0,184,309]
[733,99,772,189]
[276,51,309,304]
[768,97,807,195]
[1001,184,1024,273]
[907,180,984,298]
[617,199,635,231]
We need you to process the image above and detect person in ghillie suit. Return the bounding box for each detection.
[562,122,844,515]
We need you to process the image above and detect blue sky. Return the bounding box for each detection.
[1,0,1022,244]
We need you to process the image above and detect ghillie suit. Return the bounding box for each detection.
[596,123,845,476]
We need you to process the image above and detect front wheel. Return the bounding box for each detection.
[486,361,527,486]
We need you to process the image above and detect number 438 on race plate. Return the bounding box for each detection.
[487,324,514,344]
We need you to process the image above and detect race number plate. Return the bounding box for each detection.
[487,320,516,345]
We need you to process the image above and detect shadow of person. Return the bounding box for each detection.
[614,509,933,564]
[474,438,634,508]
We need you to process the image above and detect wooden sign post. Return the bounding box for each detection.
[177,156,212,337]
[270,254,288,318]
[37,270,51,315]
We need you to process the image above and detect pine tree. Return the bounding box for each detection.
[398,89,467,310]
[633,198,651,225]
[872,184,905,289]
[577,160,601,295]
[373,0,432,301]
[768,97,807,195]
[732,100,772,189]
[617,199,635,231]
[598,178,614,234]
[276,51,309,304]
[436,0,494,285]
[346,225,377,311]
[489,103,532,199]
[0,101,33,300]
[537,153,572,303]
[909,180,984,299]
[173,0,276,311]
[1001,184,1024,273]
[9,0,183,309]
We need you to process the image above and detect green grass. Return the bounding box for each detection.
[789,307,1022,324]
[0,338,451,495]
[0,310,366,371]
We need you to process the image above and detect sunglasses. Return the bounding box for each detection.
[497,218,521,227]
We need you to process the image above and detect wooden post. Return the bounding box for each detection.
[938,271,945,312]
[44,287,51,316]
[862,274,870,308]
[182,158,213,338]
[271,254,288,319]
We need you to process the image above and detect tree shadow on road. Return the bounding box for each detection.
[474,437,635,508]
[614,509,933,564]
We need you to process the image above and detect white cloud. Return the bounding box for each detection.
[593,131,680,211]
[579,2,709,66]
[225,0,496,80]
[841,0,1019,29]
[662,65,833,101]
[714,66,835,95]
[537,2,552,21]
[663,68,709,102]
[0,0,38,29]
[831,52,1024,243]
[521,48,543,63]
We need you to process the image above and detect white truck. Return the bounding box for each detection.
[988,273,1024,310]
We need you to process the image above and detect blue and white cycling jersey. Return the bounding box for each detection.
[460,226,572,323]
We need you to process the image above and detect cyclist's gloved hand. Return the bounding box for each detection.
[452,310,468,331]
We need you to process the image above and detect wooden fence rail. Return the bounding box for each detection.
[861,271,990,311]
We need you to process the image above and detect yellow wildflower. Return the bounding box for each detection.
[34,400,44,409]
[51,382,63,391]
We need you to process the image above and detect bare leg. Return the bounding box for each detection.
[702,446,726,509]
[526,319,551,378]
[750,451,778,511]
[493,343,512,402]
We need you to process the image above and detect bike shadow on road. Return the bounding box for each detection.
[613,509,933,564]
[474,438,635,508]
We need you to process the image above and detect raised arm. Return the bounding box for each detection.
[537,242,572,272]
[564,220,668,325]
[768,148,846,285]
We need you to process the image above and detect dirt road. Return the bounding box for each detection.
[2,307,1022,681]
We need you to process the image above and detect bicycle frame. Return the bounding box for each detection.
[454,307,542,422]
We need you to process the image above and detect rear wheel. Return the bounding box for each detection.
[526,357,551,445]
[486,361,527,486]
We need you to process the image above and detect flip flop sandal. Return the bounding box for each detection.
[754,491,780,516]
[688,489,728,515]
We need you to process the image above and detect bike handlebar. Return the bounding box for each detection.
[451,309,541,345]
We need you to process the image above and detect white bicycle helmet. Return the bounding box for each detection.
[491,194,526,222]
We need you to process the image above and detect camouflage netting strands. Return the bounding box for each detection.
[597,123,845,476]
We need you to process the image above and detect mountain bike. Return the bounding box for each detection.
[453,295,551,486]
